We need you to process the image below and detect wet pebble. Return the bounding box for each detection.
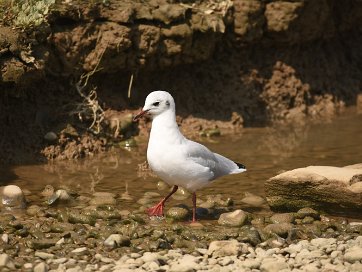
[166,206,190,221]
[269,213,295,224]
[46,189,72,205]
[93,192,117,198]
[89,196,116,206]
[218,209,248,227]
[241,192,266,207]
[2,185,26,209]
[171,187,190,200]
[26,205,43,216]
[157,181,169,190]
[295,207,320,219]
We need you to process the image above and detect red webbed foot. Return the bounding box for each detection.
[146,201,165,217]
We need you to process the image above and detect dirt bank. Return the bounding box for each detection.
[1,0,362,164]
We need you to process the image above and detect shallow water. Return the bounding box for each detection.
[1,110,362,213]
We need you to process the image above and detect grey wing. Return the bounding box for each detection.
[184,140,242,179]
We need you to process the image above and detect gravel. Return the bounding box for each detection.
[0,235,354,271]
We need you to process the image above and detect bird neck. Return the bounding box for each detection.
[149,110,184,144]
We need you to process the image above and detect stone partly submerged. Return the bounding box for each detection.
[265,164,362,216]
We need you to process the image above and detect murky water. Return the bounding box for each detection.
[1,110,361,213]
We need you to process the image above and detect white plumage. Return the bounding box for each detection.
[134,90,246,222]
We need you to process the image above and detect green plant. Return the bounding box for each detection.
[1,0,55,28]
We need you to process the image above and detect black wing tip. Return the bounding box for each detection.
[235,162,246,169]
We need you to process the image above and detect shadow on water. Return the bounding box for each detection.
[0,110,361,214]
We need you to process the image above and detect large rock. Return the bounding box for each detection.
[265,165,362,215]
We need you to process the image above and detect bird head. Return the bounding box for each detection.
[133,91,175,121]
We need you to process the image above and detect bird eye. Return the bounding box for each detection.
[152,102,160,107]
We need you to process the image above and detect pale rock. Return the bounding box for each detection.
[241,259,261,269]
[71,247,89,255]
[260,258,289,272]
[0,254,15,269]
[2,185,26,209]
[1,234,9,244]
[344,246,362,263]
[35,251,55,260]
[218,210,248,227]
[208,240,243,257]
[104,234,130,248]
[33,262,48,272]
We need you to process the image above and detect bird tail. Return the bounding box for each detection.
[232,161,247,174]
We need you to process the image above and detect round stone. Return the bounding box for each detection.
[218,210,248,227]
[2,185,26,209]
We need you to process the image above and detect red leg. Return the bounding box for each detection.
[146,185,178,217]
[192,192,197,222]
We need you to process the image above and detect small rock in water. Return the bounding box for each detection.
[89,196,117,206]
[166,205,190,221]
[295,207,320,219]
[218,210,248,227]
[93,192,117,198]
[157,180,169,190]
[41,185,54,197]
[46,189,72,205]
[241,192,266,207]
[270,213,295,224]
[2,185,26,209]
[26,205,43,216]
[171,187,190,200]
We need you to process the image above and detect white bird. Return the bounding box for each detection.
[133,91,246,222]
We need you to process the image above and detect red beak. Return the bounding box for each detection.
[133,109,149,122]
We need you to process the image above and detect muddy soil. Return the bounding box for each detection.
[1,0,362,164]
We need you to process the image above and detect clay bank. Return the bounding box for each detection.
[0,0,362,163]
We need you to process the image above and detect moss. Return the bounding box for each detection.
[0,0,55,28]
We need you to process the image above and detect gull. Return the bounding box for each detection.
[134,91,246,222]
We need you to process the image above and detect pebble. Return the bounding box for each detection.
[71,247,89,255]
[89,196,117,206]
[344,246,362,263]
[270,213,295,224]
[35,251,55,260]
[104,234,131,248]
[2,184,26,209]
[208,239,243,257]
[1,234,9,244]
[33,262,48,272]
[0,254,15,269]
[218,209,248,227]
